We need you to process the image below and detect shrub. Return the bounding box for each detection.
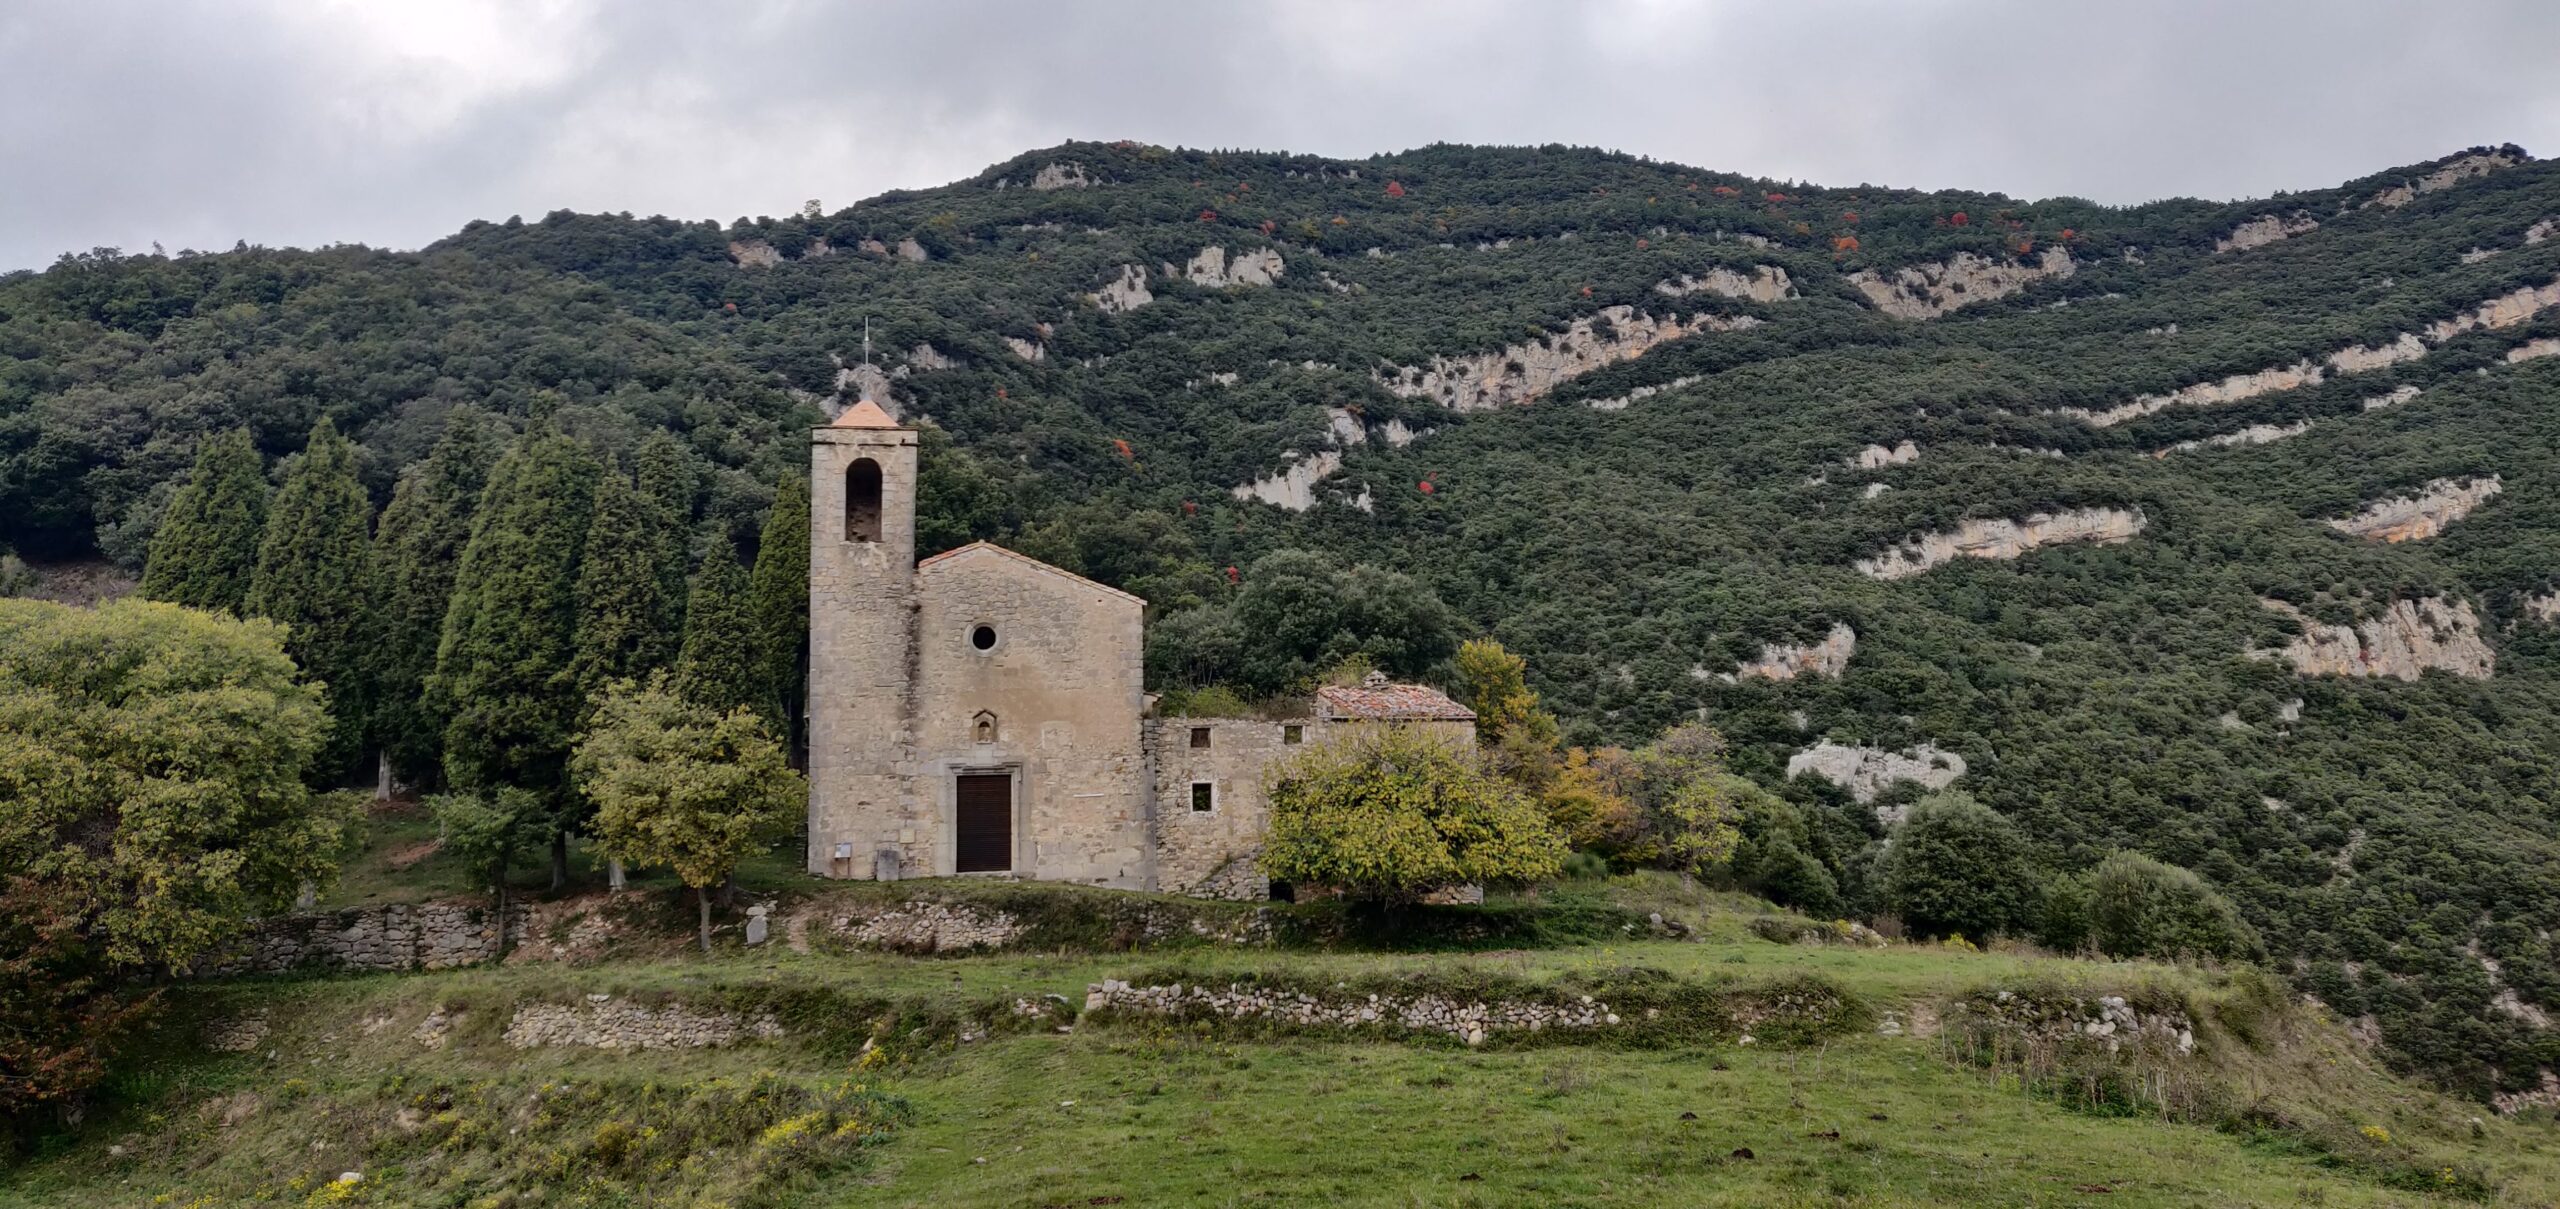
[2083,851,2262,962]
[1260,723,1565,904]
[1879,791,2036,941]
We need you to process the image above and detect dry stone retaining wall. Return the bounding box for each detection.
[199,901,526,976]
[1084,978,1625,1047]
[503,995,782,1050]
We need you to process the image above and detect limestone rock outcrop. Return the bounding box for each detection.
[1786,740,1965,810]
[1089,264,1154,314]
[2363,385,2422,410]
[1230,451,1343,512]
[1180,246,1284,288]
[1030,162,1092,190]
[2215,212,2319,253]
[2510,337,2560,364]
[727,239,783,269]
[2529,218,2556,246]
[2522,591,2560,625]
[2058,276,2559,427]
[1720,623,1857,682]
[1849,441,1919,469]
[1003,336,1045,363]
[2327,476,2501,542]
[2254,597,2494,680]
[2154,420,2312,456]
[1587,374,1701,412]
[1655,264,1796,303]
[1848,247,2075,320]
[1855,508,2146,580]
[2361,150,2524,209]
[896,237,928,263]
[1380,306,1755,411]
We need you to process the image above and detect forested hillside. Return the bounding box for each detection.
[6,139,2560,1103]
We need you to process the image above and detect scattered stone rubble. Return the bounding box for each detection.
[503,995,782,1050]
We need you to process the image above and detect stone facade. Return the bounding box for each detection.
[806,406,1475,898]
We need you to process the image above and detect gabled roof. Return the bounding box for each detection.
[916,541,1147,606]
[829,399,902,429]
[1315,677,1477,722]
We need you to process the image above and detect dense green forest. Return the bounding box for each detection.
[5,139,2560,1103]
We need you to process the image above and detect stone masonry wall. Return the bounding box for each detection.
[1147,717,1308,899]
[198,900,527,976]
[807,423,923,878]
[913,547,1150,887]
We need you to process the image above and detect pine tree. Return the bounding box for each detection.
[570,470,674,710]
[634,432,696,637]
[244,418,377,781]
[429,428,599,888]
[745,474,809,741]
[672,532,762,721]
[139,428,268,612]
[367,412,495,788]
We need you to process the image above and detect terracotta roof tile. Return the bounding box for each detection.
[829,399,902,429]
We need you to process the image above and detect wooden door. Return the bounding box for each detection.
[954,773,1013,873]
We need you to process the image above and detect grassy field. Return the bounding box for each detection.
[5,875,2556,1207]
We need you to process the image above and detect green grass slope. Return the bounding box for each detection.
[5,879,2555,1207]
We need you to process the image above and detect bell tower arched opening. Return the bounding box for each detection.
[846,457,883,542]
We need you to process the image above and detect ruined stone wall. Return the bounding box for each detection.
[912,549,1150,887]
[1147,717,1310,900]
[198,900,526,976]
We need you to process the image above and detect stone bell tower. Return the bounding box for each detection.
[807,400,920,877]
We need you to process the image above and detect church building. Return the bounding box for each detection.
[807,403,1475,899]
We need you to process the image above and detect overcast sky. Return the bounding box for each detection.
[5,0,2557,272]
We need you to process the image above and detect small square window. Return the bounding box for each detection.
[1190,726,1211,749]
[1190,782,1215,812]
[1282,724,1304,745]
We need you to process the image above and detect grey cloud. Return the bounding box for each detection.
[5,0,2557,271]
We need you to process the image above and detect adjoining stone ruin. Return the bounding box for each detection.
[1786,741,1965,818]
[1654,264,1797,303]
[2153,420,2311,457]
[1848,441,1919,469]
[1847,247,2075,320]
[2325,475,2502,542]
[2360,149,2526,210]
[2214,212,2320,254]
[1088,264,1154,314]
[1710,623,1856,683]
[1379,305,1758,411]
[1854,508,2146,580]
[504,996,784,1050]
[2252,596,2494,681]
[1174,246,1284,289]
[2055,276,2560,427]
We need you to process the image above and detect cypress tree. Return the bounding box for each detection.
[672,532,762,721]
[634,432,697,636]
[745,473,809,741]
[430,428,600,889]
[570,470,674,709]
[139,428,268,612]
[367,412,495,788]
[244,418,377,781]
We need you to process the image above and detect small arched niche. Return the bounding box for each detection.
[972,710,999,745]
[846,457,883,542]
